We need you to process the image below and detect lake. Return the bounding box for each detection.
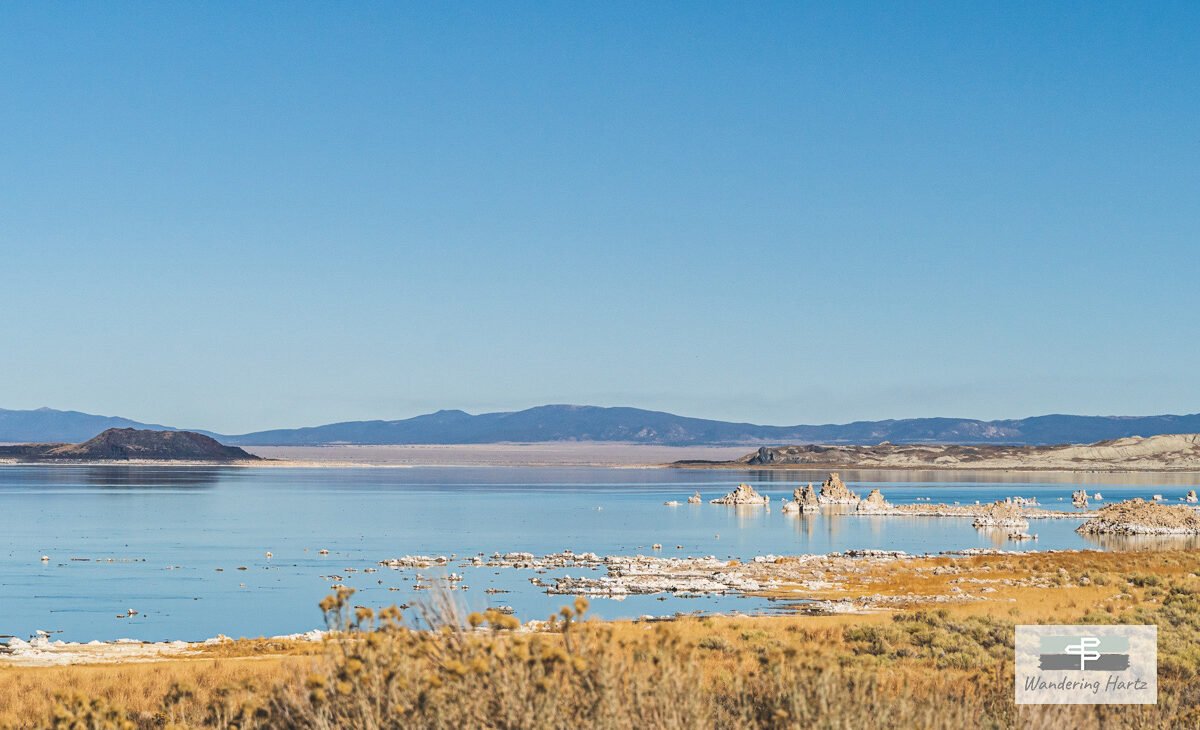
[3,465,1199,642]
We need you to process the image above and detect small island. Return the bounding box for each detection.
[0,428,260,463]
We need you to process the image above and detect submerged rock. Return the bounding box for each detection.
[818,473,859,505]
[546,555,766,596]
[1077,499,1200,535]
[379,555,450,569]
[840,549,908,558]
[710,483,769,505]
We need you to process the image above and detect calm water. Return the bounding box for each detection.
[3,465,1199,642]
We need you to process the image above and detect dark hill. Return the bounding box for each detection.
[0,428,259,462]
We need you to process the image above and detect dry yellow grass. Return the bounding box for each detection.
[5,549,1200,729]
[0,657,312,729]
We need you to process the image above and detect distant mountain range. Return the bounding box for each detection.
[0,407,205,443]
[3,405,1200,447]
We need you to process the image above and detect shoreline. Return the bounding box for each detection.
[0,631,327,668]
[2,546,1190,665]
[672,461,1200,474]
[4,458,1200,474]
[2,438,1200,472]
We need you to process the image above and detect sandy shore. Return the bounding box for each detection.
[238,443,756,467]
[0,442,753,468]
[680,434,1200,473]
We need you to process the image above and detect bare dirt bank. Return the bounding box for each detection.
[676,433,1200,473]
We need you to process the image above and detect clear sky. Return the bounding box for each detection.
[2,2,1197,433]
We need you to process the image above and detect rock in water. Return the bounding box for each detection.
[856,488,891,513]
[1071,489,1089,508]
[793,483,821,513]
[1077,499,1200,535]
[818,473,860,505]
[1186,490,1198,504]
[687,491,702,505]
[971,500,1029,529]
[710,483,769,506]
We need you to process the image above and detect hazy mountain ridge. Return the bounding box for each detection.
[0,407,179,443]
[0,407,219,443]
[4,405,1200,447]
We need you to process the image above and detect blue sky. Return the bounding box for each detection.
[2,2,1197,433]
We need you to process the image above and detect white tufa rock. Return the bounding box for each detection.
[710,483,769,506]
[817,473,860,505]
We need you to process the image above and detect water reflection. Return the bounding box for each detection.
[82,467,223,488]
[732,504,770,528]
[975,527,1013,549]
[1080,533,1200,551]
[787,512,818,538]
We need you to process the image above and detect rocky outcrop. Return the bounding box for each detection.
[747,446,776,465]
[971,500,1029,529]
[1071,490,1089,508]
[687,491,702,504]
[1077,499,1200,535]
[793,483,821,513]
[780,484,821,513]
[856,488,891,513]
[818,473,859,504]
[710,483,769,505]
